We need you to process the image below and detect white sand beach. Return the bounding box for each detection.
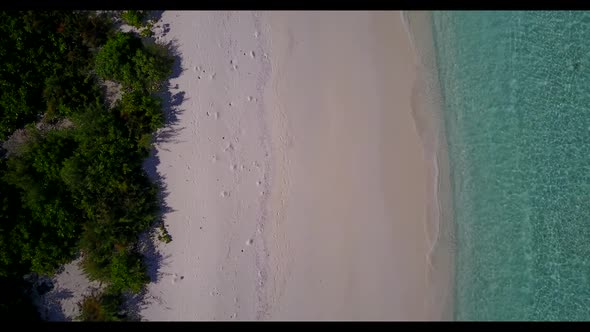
[40,10,452,321]
[138,10,452,321]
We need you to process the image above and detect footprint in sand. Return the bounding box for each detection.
[230,60,239,71]
[211,155,218,163]
[214,112,220,119]
[246,239,254,246]
[220,191,230,198]
[224,143,234,152]
[256,181,262,186]
[230,164,237,171]
[209,73,216,80]
[250,51,256,58]
[247,96,253,102]
[254,31,260,38]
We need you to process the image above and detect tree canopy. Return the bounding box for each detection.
[0,10,173,320]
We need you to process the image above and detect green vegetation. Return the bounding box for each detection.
[78,288,125,321]
[120,10,153,38]
[157,223,172,244]
[0,11,111,140]
[95,32,173,92]
[120,10,146,29]
[0,10,174,321]
[140,24,154,38]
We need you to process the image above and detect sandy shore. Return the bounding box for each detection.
[403,11,454,320]
[39,11,452,321]
[260,11,451,320]
[139,10,452,321]
[138,11,272,321]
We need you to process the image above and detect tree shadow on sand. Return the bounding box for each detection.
[147,11,164,24]
[142,36,187,237]
[128,20,188,321]
[36,287,75,321]
[122,250,172,321]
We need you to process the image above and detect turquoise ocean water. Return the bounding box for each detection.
[431,11,590,320]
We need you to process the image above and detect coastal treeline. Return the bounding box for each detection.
[0,10,173,320]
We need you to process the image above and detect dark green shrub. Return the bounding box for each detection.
[0,10,172,319]
[78,289,124,321]
[120,11,146,29]
[133,43,173,92]
[94,32,141,87]
[118,91,163,139]
[2,128,82,276]
[109,249,148,293]
[95,32,173,92]
[80,251,111,283]
[0,11,109,140]
[140,28,153,38]
[157,223,172,244]
[137,133,153,152]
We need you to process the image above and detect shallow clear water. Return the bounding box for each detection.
[432,11,590,321]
